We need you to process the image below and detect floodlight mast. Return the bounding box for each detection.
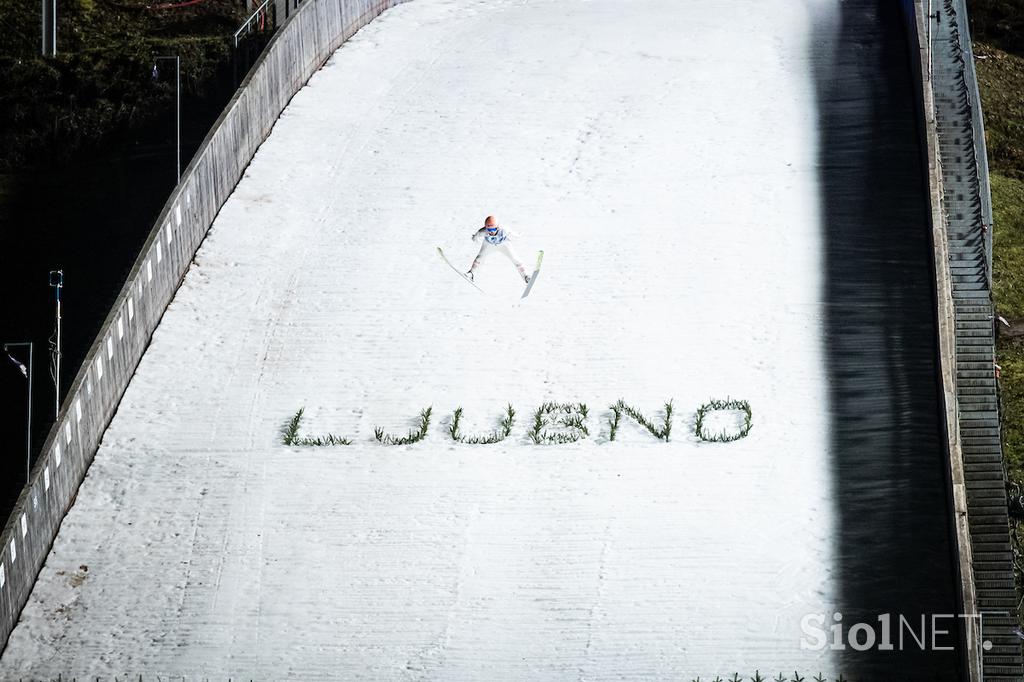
[50,269,63,418]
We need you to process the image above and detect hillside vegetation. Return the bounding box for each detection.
[973,0,1024,625]
[977,44,1024,486]
[0,0,247,171]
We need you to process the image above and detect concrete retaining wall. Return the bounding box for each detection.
[0,0,409,655]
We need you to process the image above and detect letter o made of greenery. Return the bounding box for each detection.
[694,398,752,443]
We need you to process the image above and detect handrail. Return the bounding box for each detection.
[927,0,933,82]
[233,0,274,48]
[956,11,995,288]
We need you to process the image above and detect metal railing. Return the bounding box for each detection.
[233,0,275,48]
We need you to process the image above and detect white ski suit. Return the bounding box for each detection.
[469,227,528,280]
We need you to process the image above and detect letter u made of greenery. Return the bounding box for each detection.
[449,404,515,444]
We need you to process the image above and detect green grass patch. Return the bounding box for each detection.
[998,342,1024,483]
[977,35,1024,629]
[975,44,1024,180]
[980,41,1024,487]
[992,172,1024,318]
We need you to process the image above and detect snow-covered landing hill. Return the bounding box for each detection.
[2,0,840,677]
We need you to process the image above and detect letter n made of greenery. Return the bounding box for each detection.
[607,399,673,441]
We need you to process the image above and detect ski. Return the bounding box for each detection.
[437,247,485,293]
[521,250,544,299]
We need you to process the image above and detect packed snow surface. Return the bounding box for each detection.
[2,0,840,677]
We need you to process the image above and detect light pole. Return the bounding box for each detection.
[4,342,34,484]
[49,269,63,418]
[152,55,181,183]
[41,0,56,56]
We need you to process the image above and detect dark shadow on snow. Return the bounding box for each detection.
[810,1,964,679]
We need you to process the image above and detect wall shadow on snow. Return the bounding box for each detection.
[811,1,964,679]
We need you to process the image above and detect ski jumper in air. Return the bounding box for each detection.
[467,216,530,284]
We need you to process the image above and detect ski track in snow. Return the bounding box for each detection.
[1,0,840,678]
